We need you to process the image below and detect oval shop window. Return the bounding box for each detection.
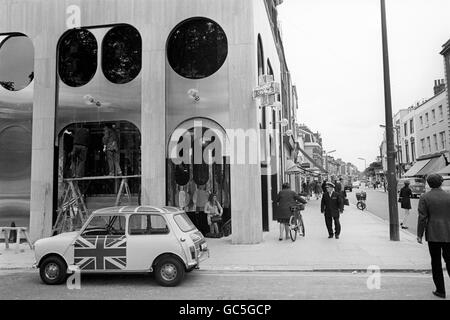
[167,17,228,79]
[0,35,34,91]
[58,29,98,87]
[102,25,142,84]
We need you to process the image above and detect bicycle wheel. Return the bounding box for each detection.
[357,201,366,211]
[289,216,297,242]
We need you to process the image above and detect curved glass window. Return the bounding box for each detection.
[167,17,228,79]
[0,126,32,179]
[102,25,142,84]
[0,35,34,91]
[58,29,98,87]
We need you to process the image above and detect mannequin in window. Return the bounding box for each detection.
[69,124,89,178]
[103,125,122,176]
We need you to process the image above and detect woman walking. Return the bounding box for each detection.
[314,180,322,200]
[399,180,413,229]
[204,194,223,237]
[275,183,307,241]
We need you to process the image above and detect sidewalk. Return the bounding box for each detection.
[0,199,431,272]
[201,199,431,272]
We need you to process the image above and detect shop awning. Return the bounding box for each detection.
[297,148,328,174]
[416,155,447,176]
[285,159,320,176]
[404,159,431,177]
[437,164,450,175]
[285,160,303,175]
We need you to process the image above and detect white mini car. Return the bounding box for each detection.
[34,206,209,287]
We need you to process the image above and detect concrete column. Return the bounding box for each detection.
[141,48,166,207]
[229,44,263,244]
[29,56,57,242]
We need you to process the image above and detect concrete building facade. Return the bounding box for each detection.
[0,0,295,244]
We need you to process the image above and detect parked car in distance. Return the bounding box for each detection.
[352,181,361,189]
[33,206,209,287]
[425,175,450,194]
[397,178,426,198]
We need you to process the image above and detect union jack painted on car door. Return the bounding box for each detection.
[74,235,127,270]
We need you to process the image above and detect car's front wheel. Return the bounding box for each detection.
[154,256,185,287]
[39,256,67,285]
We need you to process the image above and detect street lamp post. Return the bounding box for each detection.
[358,157,367,172]
[380,0,400,241]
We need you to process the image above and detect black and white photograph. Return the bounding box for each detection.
[1,0,450,310]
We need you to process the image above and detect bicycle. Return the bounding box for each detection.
[356,191,367,211]
[288,205,305,242]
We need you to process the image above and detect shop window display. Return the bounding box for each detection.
[57,121,141,212]
[167,126,230,237]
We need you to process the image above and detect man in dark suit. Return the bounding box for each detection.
[321,182,344,239]
[417,174,450,299]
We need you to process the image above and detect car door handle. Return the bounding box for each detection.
[180,238,186,242]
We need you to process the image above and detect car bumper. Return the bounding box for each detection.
[188,245,209,268]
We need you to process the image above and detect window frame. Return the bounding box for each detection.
[80,214,126,237]
[127,213,171,236]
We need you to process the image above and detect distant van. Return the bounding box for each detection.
[397,178,426,198]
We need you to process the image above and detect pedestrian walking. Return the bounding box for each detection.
[334,179,342,193]
[321,182,344,239]
[314,180,322,200]
[417,174,450,299]
[399,180,413,229]
[275,183,307,241]
[321,179,328,194]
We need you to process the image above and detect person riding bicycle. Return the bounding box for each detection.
[275,183,307,241]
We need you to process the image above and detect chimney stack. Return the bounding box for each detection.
[433,79,446,95]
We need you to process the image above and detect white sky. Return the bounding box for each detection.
[278,0,450,172]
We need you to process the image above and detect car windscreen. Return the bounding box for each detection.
[174,213,196,232]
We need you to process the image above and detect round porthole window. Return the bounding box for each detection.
[102,25,142,84]
[58,29,98,87]
[0,35,34,91]
[167,17,228,79]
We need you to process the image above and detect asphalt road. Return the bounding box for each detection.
[348,187,419,236]
[0,269,446,300]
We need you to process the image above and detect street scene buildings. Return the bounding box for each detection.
[379,44,450,181]
[1,0,450,302]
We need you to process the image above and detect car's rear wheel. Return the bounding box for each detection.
[39,256,67,285]
[154,256,185,287]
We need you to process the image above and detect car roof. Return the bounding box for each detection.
[92,206,184,215]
